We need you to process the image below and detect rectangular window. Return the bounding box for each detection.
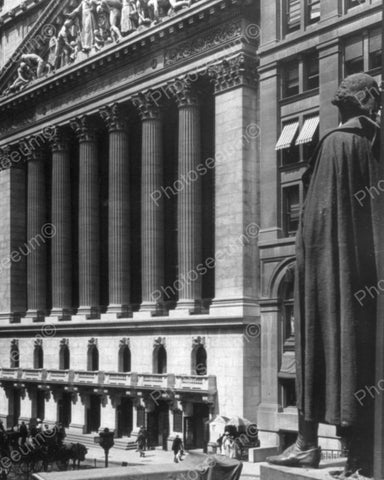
[304,54,319,90]
[282,185,301,237]
[369,27,381,70]
[345,35,364,76]
[347,0,366,9]
[307,0,320,24]
[283,61,300,97]
[280,379,297,408]
[286,0,301,33]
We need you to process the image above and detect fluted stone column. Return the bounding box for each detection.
[172,83,202,314]
[133,96,164,315]
[100,104,131,317]
[50,128,72,320]
[71,117,100,319]
[25,151,47,321]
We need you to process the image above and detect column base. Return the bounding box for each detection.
[170,300,201,316]
[138,301,165,316]
[50,308,73,321]
[106,304,132,318]
[68,423,87,435]
[76,306,100,320]
[25,310,46,322]
[0,312,22,323]
[209,297,259,316]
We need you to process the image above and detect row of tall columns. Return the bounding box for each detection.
[21,83,204,319]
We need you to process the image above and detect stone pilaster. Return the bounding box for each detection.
[99,104,131,318]
[171,82,202,314]
[133,95,164,315]
[209,54,259,316]
[70,116,100,319]
[50,128,72,320]
[25,150,47,322]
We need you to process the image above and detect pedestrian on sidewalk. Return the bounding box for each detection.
[137,426,147,458]
[172,435,184,463]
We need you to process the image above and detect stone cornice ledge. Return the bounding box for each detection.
[0,0,254,111]
[0,315,260,336]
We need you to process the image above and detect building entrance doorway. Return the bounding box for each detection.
[36,390,45,421]
[87,395,101,433]
[58,392,72,427]
[147,401,169,450]
[116,398,133,437]
[191,404,210,450]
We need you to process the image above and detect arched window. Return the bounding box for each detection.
[59,344,70,370]
[10,341,19,368]
[34,345,44,369]
[153,345,167,374]
[118,345,131,373]
[87,345,99,371]
[192,345,207,376]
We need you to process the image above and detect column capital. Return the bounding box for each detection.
[132,93,162,121]
[209,53,258,94]
[70,116,98,142]
[24,147,45,163]
[169,79,199,108]
[99,103,128,132]
[50,127,70,153]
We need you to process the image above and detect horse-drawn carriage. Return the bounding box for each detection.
[0,430,87,478]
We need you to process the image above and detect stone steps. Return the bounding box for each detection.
[66,432,137,451]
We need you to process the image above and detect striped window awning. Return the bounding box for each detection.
[275,121,299,150]
[295,116,320,145]
[278,351,296,379]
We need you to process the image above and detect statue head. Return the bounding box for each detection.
[332,73,381,121]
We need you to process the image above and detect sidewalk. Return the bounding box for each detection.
[82,445,260,479]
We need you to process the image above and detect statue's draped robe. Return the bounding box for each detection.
[295,116,382,430]
[70,0,97,51]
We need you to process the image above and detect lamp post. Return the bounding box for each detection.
[98,428,115,468]
[373,4,384,478]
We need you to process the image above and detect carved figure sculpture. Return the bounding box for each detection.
[121,0,138,34]
[67,0,99,52]
[98,0,123,43]
[20,54,50,78]
[53,20,76,69]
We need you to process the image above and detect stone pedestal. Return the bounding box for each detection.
[25,151,47,322]
[100,105,131,318]
[260,460,346,480]
[50,128,73,320]
[71,117,100,319]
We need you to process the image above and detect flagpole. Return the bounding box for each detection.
[373,2,384,478]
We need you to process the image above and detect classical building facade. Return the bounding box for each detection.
[0,0,259,450]
[258,0,381,452]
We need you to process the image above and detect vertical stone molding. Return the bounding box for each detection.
[70,116,100,319]
[100,104,131,318]
[172,82,202,314]
[133,94,165,315]
[25,149,47,322]
[209,55,259,317]
[50,127,72,320]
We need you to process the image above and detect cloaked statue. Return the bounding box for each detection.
[267,73,383,478]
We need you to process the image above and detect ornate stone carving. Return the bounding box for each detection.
[192,336,205,348]
[120,337,130,348]
[154,337,166,348]
[50,127,70,153]
[11,339,19,348]
[131,92,161,120]
[60,338,69,347]
[34,338,43,348]
[164,20,243,66]
[209,53,258,94]
[99,103,128,132]
[88,337,98,347]
[70,116,97,142]
[169,79,199,108]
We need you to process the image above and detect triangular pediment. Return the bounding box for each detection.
[0,0,78,93]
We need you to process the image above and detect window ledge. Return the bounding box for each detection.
[280,88,319,105]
